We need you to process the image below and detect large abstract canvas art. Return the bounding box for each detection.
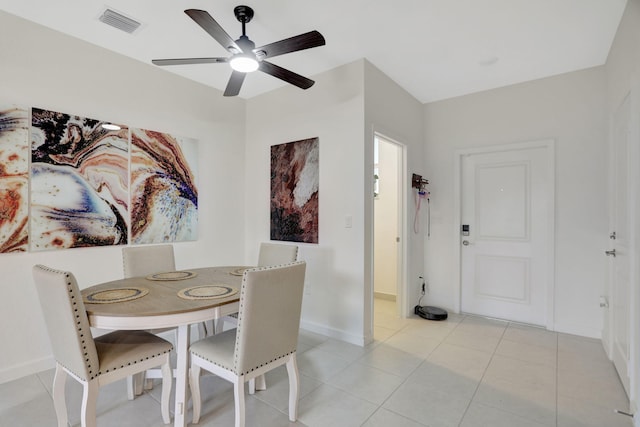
[270,137,319,243]
[130,129,198,244]
[30,108,129,251]
[0,106,29,252]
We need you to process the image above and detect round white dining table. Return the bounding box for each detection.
[82,266,248,427]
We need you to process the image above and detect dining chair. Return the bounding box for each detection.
[189,261,306,427]
[215,242,298,333]
[256,242,299,267]
[122,244,178,398]
[32,264,173,427]
[122,244,176,279]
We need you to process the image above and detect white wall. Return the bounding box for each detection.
[604,0,640,414]
[245,59,424,345]
[364,62,425,332]
[0,11,246,383]
[245,60,366,344]
[423,67,608,338]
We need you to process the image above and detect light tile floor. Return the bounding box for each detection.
[0,299,633,427]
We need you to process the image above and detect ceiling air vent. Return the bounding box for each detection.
[99,8,141,34]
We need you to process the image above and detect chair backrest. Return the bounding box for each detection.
[122,244,175,278]
[257,243,298,267]
[32,265,99,381]
[233,261,306,375]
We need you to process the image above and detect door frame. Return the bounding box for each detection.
[372,132,408,319]
[452,139,556,330]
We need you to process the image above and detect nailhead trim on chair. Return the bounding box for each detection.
[193,349,296,376]
[227,263,301,375]
[66,271,97,380]
[39,266,175,380]
[98,349,173,375]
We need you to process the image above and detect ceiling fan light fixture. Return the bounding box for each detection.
[229,54,259,73]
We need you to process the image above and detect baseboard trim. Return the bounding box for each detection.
[300,320,365,346]
[0,356,54,385]
[374,292,396,302]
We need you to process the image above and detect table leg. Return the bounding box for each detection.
[174,324,190,427]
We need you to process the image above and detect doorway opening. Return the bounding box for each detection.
[373,133,406,336]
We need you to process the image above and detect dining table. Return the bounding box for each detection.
[81,265,250,427]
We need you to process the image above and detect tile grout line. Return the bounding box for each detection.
[356,308,466,426]
[455,319,509,426]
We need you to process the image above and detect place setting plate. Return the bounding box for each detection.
[146,271,198,281]
[84,287,149,304]
[177,284,239,300]
[229,266,254,276]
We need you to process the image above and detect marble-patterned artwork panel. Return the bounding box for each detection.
[270,137,319,243]
[0,106,29,253]
[30,108,129,251]
[130,128,198,244]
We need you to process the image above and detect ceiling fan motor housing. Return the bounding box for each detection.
[234,5,254,24]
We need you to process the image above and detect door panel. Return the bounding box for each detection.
[477,164,528,239]
[611,94,631,396]
[475,255,529,303]
[461,145,551,326]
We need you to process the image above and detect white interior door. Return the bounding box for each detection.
[374,138,400,300]
[610,94,631,397]
[373,134,406,318]
[460,143,553,326]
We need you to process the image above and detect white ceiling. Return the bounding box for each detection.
[0,0,628,103]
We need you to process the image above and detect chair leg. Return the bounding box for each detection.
[52,364,68,427]
[144,376,154,390]
[161,359,172,424]
[255,374,266,391]
[214,318,225,334]
[234,379,246,427]
[189,365,202,424]
[81,380,99,427]
[286,356,300,421]
[134,372,144,396]
[203,320,214,336]
[126,375,135,400]
[248,378,255,395]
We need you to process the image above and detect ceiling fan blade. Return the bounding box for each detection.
[224,71,247,96]
[255,30,325,59]
[152,57,228,66]
[185,9,240,52]
[259,61,315,89]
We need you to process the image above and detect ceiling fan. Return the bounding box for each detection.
[152,6,326,97]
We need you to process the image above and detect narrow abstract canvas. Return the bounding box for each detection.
[30,108,129,251]
[130,129,198,244]
[0,106,29,252]
[271,137,319,243]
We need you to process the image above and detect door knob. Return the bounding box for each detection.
[462,240,470,246]
[605,249,616,257]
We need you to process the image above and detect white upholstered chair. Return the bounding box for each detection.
[189,261,306,427]
[122,244,176,278]
[215,242,298,334]
[256,242,299,267]
[122,244,178,398]
[32,264,173,427]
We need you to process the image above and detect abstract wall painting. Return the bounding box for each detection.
[0,106,29,253]
[270,137,319,243]
[30,107,129,251]
[130,128,198,244]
